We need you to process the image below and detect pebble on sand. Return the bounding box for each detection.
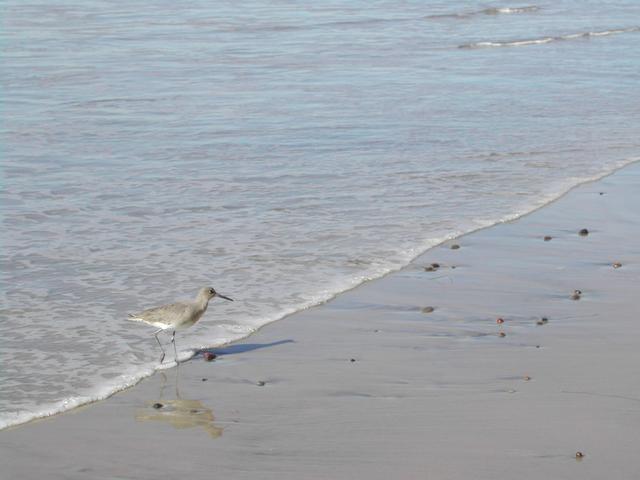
[579,228,589,236]
[424,266,437,272]
[203,352,217,361]
[571,290,582,300]
[431,263,440,268]
[422,306,435,313]
[523,376,531,381]
[613,262,622,269]
[257,381,266,386]
[498,332,506,338]
[536,317,549,325]
[202,378,208,382]
[496,317,505,324]
[543,236,552,241]
[450,244,460,250]
[350,358,356,362]
[575,451,585,459]
[152,403,163,409]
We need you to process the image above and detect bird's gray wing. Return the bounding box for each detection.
[128,302,191,328]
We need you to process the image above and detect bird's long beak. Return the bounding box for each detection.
[217,294,233,302]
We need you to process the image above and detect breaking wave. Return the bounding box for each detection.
[460,27,640,48]
[427,5,539,20]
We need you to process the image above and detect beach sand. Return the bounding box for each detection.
[2,163,639,479]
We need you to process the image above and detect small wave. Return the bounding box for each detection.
[481,6,540,15]
[460,27,640,48]
[464,38,553,48]
[427,5,539,20]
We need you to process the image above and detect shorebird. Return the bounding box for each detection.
[128,287,233,363]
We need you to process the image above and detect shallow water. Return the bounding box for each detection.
[2,0,639,428]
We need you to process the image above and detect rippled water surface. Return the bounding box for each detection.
[2,0,639,428]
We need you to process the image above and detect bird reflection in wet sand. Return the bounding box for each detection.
[135,370,223,438]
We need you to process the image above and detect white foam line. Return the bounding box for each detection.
[460,26,639,48]
[482,6,540,15]
[428,5,540,20]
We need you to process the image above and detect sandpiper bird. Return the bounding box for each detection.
[128,287,233,363]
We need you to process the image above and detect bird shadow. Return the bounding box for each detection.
[198,339,294,357]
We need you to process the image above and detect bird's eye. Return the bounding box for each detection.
[209,288,215,294]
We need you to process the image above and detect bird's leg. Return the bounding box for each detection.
[171,330,178,364]
[153,329,166,364]
[174,362,181,399]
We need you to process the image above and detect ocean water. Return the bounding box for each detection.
[2,0,639,429]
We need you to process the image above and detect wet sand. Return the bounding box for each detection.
[2,162,639,479]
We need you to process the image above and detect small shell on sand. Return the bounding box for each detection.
[579,228,589,236]
[613,262,622,269]
[450,244,460,250]
[575,451,585,459]
[422,306,435,313]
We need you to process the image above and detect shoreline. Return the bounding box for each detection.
[2,161,639,479]
[3,157,638,432]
